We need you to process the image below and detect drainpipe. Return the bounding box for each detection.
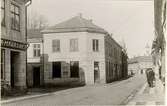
[25,0,32,88]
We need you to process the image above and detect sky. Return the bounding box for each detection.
[28,0,154,58]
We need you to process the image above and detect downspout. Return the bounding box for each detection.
[25,0,32,88]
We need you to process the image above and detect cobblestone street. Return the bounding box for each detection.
[2,75,146,106]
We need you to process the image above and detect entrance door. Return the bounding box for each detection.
[94,62,100,83]
[33,67,40,87]
[11,51,19,88]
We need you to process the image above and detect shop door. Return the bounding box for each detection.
[33,67,40,87]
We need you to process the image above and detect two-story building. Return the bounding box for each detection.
[27,29,44,87]
[1,0,31,92]
[41,15,128,85]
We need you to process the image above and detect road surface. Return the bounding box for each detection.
[2,74,146,106]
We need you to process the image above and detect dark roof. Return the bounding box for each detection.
[42,15,108,34]
[27,29,43,39]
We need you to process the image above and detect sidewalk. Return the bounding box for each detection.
[126,78,165,106]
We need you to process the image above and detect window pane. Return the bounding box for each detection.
[70,39,78,52]
[37,49,40,57]
[93,40,95,51]
[15,15,20,30]
[96,40,99,51]
[15,6,19,14]
[1,0,5,8]
[1,9,5,25]
[10,4,14,12]
[52,40,60,52]
[11,13,15,29]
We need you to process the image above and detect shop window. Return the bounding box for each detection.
[70,61,79,78]
[52,62,61,78]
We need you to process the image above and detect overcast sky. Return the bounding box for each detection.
[28,0,154,58]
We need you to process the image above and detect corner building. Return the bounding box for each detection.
[42,15,127,85]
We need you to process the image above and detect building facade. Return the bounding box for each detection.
[152,0,166,84]
[41,15,128,85]
[128,56,153,75]
[1,0,31,92]
[27,29,44,87]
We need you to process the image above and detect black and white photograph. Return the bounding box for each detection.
[1,0,166,105]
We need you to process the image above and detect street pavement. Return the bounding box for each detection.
[2,75,146,106]
[126,77,165,106]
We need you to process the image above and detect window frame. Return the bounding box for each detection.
[33,44,41,57]
[93,39,99,52]
[52,39,60,52]
[70,38,79,52]
[1,0,5,26]
[10,3,20,31]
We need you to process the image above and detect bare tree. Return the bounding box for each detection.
[28,12,48,30]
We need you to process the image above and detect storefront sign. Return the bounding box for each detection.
[1,38,29,50]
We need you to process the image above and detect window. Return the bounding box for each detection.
[70,39,78,52]
[10,3,20,31]
[70,61,79,78]
[1,49,5,79]
[93,39,99,52]
[52,62,61,78]
[52,39,60,52]
[1,0,5,26]
[33,44,40,57]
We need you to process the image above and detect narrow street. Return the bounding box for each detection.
[2,75,146,106]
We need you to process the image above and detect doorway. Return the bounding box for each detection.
[11,51,19,88]
[94,61,100,83]
[33,67,40,87]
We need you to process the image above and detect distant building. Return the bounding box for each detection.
[27,29,44,87]
[1,0,31,93]
[128,56,153,75]
[40,15,128,85]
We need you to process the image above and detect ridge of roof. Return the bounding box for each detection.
[42,15,108,34]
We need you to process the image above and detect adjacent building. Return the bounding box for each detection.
[128,56,153,75]
[1,0,32,92]
[40,15,128,85]
[27,29,44,87]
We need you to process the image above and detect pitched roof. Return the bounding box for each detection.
[42,15,108,34]
[128,55,152,64]
[27,29,43,39]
